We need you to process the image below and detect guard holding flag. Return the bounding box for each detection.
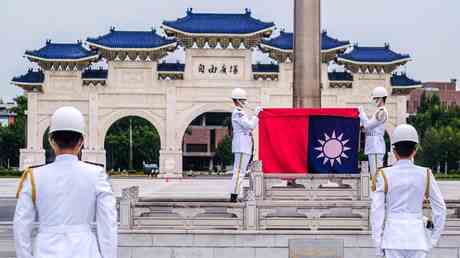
[229,88,262,202]
[14,106,117,258]
[359,86,389,178]
[371,124,446,258]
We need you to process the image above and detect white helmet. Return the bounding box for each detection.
[371,86,388,98]
[392,124,419,145]
[49,106,85,135]
[231,88,247,100]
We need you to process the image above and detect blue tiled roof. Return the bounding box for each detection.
[25,41,97,60]
[162,8,274,34]
[328,70,353,81]
[157,62,185,72]
[82,68,108,79]
[322,31,350,51]
[261,31,293,50]
[252,63,279,73]
[11,69,44,84]
[338,44,410,63]
[87,28,176,49]
[261,31,349,51]
[391,73,421,87]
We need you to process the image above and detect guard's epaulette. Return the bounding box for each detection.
[84,161,104,167]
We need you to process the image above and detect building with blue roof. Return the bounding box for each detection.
[10,69,44,91]
[87,28,177,61]
[260,31,350,63]
[25,40,98,71]
[11,8,424,172]
[162,8,274,48]
[337,44,411,73]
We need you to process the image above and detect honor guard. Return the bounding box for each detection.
[371,124,446,258]
[359,86,389,178]
[14,106,117,258]
[229,88,262,202]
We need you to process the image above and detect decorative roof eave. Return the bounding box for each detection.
[158,71,184,74]
[10,81,43,92]
[321,44,351,54]
[321,44,351,63]
[162,24,275,38]
[95,48,175,62]
[392,84,422,89]
[259,44,293,63]
[336,57,412,66]
[86,40,177,52]
[259,43,293,53]
[24,53,99,63]
[163,25,274,49]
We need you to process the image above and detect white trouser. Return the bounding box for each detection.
[368,153,384,177]
[384,249,427,258]
[231,153,251,195]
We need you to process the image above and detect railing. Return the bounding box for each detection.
[116,161,453,232]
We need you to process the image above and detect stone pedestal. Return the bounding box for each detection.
[159,150,183,178]
[81,149,106,166]
[19,149,45,170]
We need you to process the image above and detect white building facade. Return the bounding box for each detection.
[11,9,421,176]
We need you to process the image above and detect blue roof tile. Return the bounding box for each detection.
[11,69,44,84]
[82,68,108,79]
[157,62,185,72]
[261,31,349,51]
[87,28,176,49]
[338,44,410,63]
[391,73,421,87]
[252,63,279,73]
[163,8,274,35]
[328,70,353,81]
[322,31,350,51]
[25,41,97,60]
[261,31,293,50]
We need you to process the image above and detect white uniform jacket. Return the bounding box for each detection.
[231,107,258,154]
[371,160,447,252]
[359,106,388,154]
[14,154,117,258]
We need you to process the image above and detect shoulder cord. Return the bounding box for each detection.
[16,167,36,206]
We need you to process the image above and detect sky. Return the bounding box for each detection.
[1,0,459,101]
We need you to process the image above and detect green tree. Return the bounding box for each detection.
[104,116,160,171]
[409,94,460,172]
[0,96,27,168]
[215,136,233,169]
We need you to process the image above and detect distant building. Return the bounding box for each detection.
[0,102,17,127]
[183,112,230,171]
[407,79,459,114]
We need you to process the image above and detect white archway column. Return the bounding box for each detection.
[158,86,183,178]
[82,87,106,165]
[20,91,45,170]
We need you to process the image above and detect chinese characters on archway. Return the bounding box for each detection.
[198,64,239,75]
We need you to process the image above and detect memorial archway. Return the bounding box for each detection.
[103,115,161,171]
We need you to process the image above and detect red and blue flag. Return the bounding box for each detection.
[259,108,360,174]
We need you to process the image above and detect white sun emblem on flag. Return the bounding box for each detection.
[315,130,351,167]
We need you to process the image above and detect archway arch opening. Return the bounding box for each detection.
[104,116,161,172]
[182,112,232,173]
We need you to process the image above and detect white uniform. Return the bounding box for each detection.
[359,106,388,177]
[231,107,258,195]
[14,154,117,258]
[371,159,447,258]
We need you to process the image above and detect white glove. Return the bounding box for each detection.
[358,106,364,114]
[255,106,263,116]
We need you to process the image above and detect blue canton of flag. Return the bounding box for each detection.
[308,116,360,174]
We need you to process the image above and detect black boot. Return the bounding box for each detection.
[230,194,238,203]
